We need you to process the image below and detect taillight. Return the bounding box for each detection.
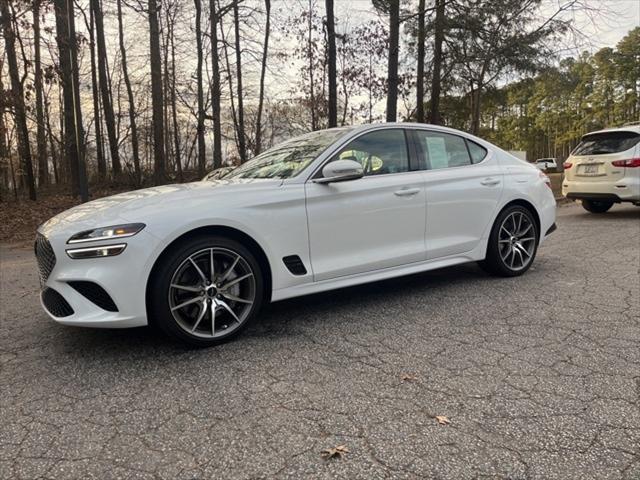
[563,162,573,170]
[611,158,640,168]
[539,171,552,189]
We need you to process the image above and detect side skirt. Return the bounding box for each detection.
[271,250,484,302]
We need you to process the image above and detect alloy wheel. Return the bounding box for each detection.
[168,247,256,338]
[498,211,536,271]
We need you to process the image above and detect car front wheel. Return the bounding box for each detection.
[581,199,614,214]
[148,235,264,347]
[479,205,539,277]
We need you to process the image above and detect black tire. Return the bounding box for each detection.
[478,205,539,277]
[148,235,264,347]
[582,199,614,214]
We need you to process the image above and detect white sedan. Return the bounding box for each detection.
[36,123,556,346]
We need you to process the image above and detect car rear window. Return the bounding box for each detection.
[572,131,640,156]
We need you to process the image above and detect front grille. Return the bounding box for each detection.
[68,281,118,312]
[35,234,56,283]
[42,287,74,317]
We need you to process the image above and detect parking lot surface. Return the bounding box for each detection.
[1,202,639,479]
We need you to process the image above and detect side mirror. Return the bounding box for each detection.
[314,159,364,184]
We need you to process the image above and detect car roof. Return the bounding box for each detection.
[349,122,491,144]
[351,122,468,135]
[583,124,640,137]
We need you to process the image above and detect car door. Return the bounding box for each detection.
[410,129,504,260]
[305,128,427,282]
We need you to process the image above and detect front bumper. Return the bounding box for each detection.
[36,230,161,328]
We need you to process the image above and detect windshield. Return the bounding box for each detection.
[572,131,640,156]
[225,128,353,179]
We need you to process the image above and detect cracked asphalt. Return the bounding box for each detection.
[1,202,639,479]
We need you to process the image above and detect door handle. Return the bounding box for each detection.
[394,187,421,197]
[480,177,500,186]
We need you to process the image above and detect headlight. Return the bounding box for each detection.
[66,244,127,259]
[67,223,145,244]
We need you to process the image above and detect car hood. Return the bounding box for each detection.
[39,178,283,236]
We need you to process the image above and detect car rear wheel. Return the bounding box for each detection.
[479,205,538,277]
[148,235,264,347]
[581,199,614,214]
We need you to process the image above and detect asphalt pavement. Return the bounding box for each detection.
[1,202,639,479]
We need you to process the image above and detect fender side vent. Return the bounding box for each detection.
[68,281,119,312]
[283,255,307,276]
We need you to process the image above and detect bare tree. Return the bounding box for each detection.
[2,1,36,200]
[168,4,183,180]
[33,0,49,186]
[91,0,121,176]
[149,0,166,183]
[307,0,317,130]
[373,0,400,122]
[325,0,337,127]
[117,0,141,184]
[428,0,445,124]
[194,0,206,175]
[83,2,106,179]
[415,0,425,123]
[210,0,222,168]
[53,0,88,201]
[0,58,9,194]
[233,1,247,162]
[254,0,270,154]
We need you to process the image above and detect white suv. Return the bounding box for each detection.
[563,125,640,213]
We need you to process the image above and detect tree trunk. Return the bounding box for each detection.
[415,0,425,123]
[325,0,337,127]
[428,0,445,124]
[33,0,49,187]
[66,0,89,200]
[56,85,69,184]
[254,0,270,155]
[161,10,171,172]
[0,60,11,196]
[368,55,373,123]
[44,97,60,184]
[7,139,18,200]
[117,0,141,185]
[170,17,182,181]
[220,16,239,151]
[54,0,88,201]
[470,85,482,135]
[2,1,36,200]
[209,0,222,169]
[88,2,106,180]
[149,0,166,183]
[194,0,206,175]
[233,2,247,162]
[386,0,400,122]
[91,0,121,176]
[307,0,316,130]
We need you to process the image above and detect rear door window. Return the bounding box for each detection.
[572,131,640,156]
[413,130,472,170]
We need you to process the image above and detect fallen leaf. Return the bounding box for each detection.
[434,415,451,425]
[400,373,418,382]
[321,444,349,459]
